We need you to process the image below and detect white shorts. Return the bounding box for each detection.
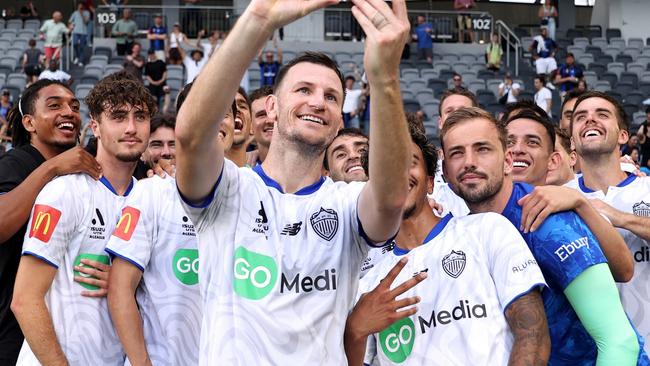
[535,57,557,74]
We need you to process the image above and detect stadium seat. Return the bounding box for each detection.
[600,54,615,64]
[7,73,26,90]
[0,57,17,70]
[24,19,40,31]
[84,64,104,75]
[616,54,634,65]
[420,69,438,82]
[639,56,650,66]
[588,62,606,77]
[485,103,504,117]
[476,89,496,105]
[75,84,94,100]
[0,19,5,30]
[441,54,459,63]
[610,37,626,50]
[400,60,415,69]
[585,45,602,57]
[566,28,582,39]
[80,74,100,84]
[104,64,123,75]
[567,45,585,55]
[620,72,639,88]
[416,61,432,70]
[427,79,447,97]
[594,80,611,92]
[639,81,650,95]
[625,91,645,106]
[6,19,22,30]
[607,63,625,77]
[416,90,434,106]
[616,82,635,96]
[477,69,496,81]
[573,37,589,49]
[606,28,622,41]
[601,71,618,87]
[633,111,646,129]
[401,68,420,79]
[94,46,112,60]
[579,54,594,66]
[403,99,421,113]
[422,103,439,122]
[409,80,427,92]
[401,90,415,100]
[622,103,639,118]
[591,37,608,49]
[459,54,476,64]
[518,90,535,101]
[627,63,645,77]
[607,90,624,103]
[0,74,6,88]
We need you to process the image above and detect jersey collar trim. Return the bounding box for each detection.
[577,172,636,193]
[99,176,135,196]
[393,213,454,256]
[252,164,326,195]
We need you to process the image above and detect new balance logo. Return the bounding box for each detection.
[281,222,302,236]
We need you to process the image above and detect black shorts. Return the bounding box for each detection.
[147,84,169,98]
[24,65,41,77]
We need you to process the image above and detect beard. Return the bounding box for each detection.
[52,139,78,151]
[402,202,417,220]
[116,151,143,162]
[454,175,503,205]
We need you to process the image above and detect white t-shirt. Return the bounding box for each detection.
[105,176,201,365]
[361,213,546,365]
[534,87,552,116]
[565,174,650,352]
[38,69,71,82]
[169,32,185,48]
[498,82,521,104]
[180,159,378,365]
[183,54,208,85]
[343,88,363,114]
[18,174,132,365]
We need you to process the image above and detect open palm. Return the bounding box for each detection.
[247,0,340,30]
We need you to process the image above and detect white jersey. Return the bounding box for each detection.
[18,175,131,365]
[360,213,546,365]
[432,159,469,217]
[566,173,650,352]
[360,243,395,278]
[180,160,374,365]
[105,176,201,365]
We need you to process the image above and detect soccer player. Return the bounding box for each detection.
[248,86,275,166]
[441,106,649,364]
[174,0,412,363]
[545,127,576,186]
[105,95,237,365]
[565,91,650,353]
[345,125,549,366]
[0,80,101,364]
[11,74,156,365]
[325,128,368,183]
[140,114,176,168]
[559,89,585,173]
[225,87,253,167]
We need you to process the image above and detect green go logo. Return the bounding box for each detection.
[173,249,199,285]
[233,246,277,300]
[73,253,110,291]
[379,317,416,363]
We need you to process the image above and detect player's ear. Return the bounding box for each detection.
[548,151,561,172]
[265,94,278,123]
[22,114,35,133]
[427,176,434,195]
[618,129,629,146]
[504,149,513,175]
[90,117,100,139]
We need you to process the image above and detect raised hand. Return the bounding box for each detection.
[350,0,410,83]
[246,0,340,31]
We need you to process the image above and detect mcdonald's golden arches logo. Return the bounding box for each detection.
[113,206,140,241]
[29,204,62,243]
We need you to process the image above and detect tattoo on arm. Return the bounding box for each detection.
[505,290,550,366]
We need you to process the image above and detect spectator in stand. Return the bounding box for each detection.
[454,0,475,43]
[538,0,558,40]
[452,73,466,91]
[577,79,588,92]
[68,1,90,66]
[554,53,583,99]
[19,1,38,20]
[84,1,95,47]
[148,14,167,61]
[636,107,650,169]
[168,23,191,66]
[144,49,170,113]
[621,135,639,157]
[180,48,207,85]
[498,73,521,105]
[258,37,282,87]
[343,75,363,129]
[22,39,44,86]
[412,15,433,63]
[486,33,503,71]
[38,59,72,85]
[0,91,12,122]
[39,11,71,65]
[533,75,552,118]
[111,8,138,56]
[196,30,220,58]
[124,42,145,79]
[530,26,558,77]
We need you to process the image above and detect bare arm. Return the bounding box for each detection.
[591,198,650,242]
[505,290,550,366]
[11,256,67,366]
[355,0,411,242]
[0,147,101,244]
[175,0,337,203]
[519,186,634,282]
[108,258,152,366]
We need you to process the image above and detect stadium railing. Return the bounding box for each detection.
[495,20,521,76]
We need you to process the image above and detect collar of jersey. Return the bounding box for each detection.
[100,176,134,196]
[252,164,326,195]
[577,172,636,193]
[393,213,454,256]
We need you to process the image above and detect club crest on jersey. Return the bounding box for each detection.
[633,201,650,217]
[113,206,140,241]
[442,250,466,278]
[310,207,338,241]
[29,204,62,243]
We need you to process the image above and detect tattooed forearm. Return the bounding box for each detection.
[505,290,550,366]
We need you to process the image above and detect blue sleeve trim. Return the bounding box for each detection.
[502,282,546,314]
[22,251,59,269]
[178,163,224,209]
[357,214,397,248]
[105,248,145,272]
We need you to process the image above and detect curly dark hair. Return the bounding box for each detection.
[85,71,157,121]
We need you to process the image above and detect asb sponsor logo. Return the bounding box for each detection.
[380,317,415,363]
[113,206,140,241]
[233,246,278,300]
[310,207,339,241]
[173,249,199,285]
[554,236,589,262]
[633,201,650,217]
[442,250,466,278]
[74,253,110,290]
[29,204,62,243]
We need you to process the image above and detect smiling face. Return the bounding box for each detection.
[233,92,251,146]
[25,84,81,151]
[403,141,434,220]
[443,118,511,205]
[92,103,150,162]
[266,62,344,154]
[143,126,175,166]
[572,96,628,158]
[439,94,474,129]
[506,118,553,186]
[251,97,274,148]
[219,107,235,151]
[326,134,368,183]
